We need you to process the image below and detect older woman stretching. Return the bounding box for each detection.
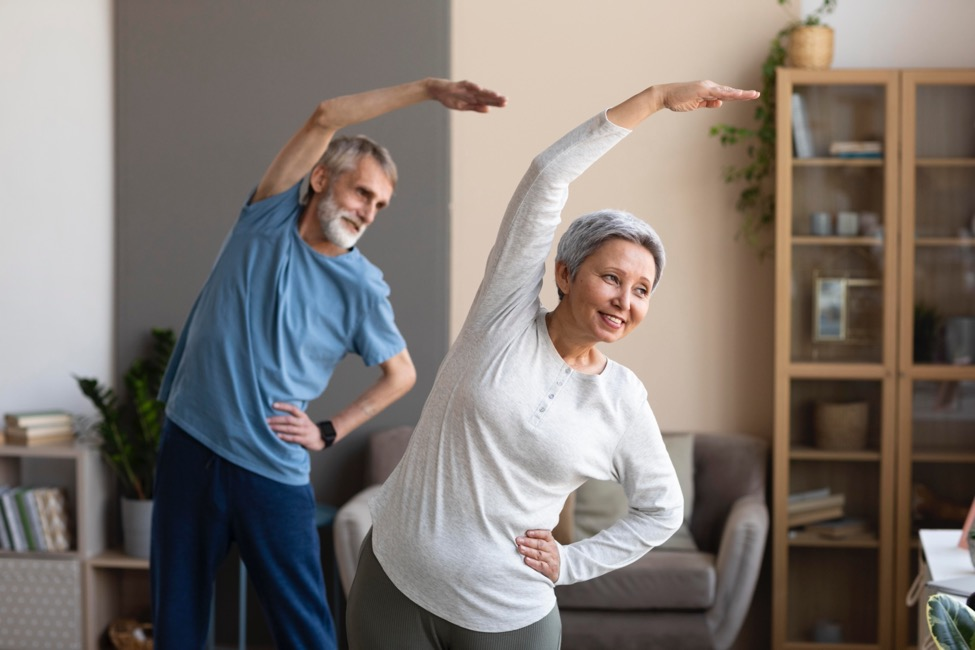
[347,79,759,649]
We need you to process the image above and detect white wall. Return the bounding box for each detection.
[0,0,113,420]
[806,0,975,68]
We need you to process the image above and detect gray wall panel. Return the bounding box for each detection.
[115,0,449,503]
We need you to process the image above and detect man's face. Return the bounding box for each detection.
[316,156,394,249]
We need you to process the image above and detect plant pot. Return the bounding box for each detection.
[788,25,834,70]
[121,497,153,559]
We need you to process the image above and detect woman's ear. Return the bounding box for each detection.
[555,261,571,296]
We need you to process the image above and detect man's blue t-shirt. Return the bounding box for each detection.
[159,182,406,485]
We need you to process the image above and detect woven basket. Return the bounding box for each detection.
[108,618,153,650]
[788,25,834,70]
[814,401,868,451]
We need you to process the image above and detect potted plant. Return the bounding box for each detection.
[76,327,175,558]
[709,0,837,255]
[927,592,975,649]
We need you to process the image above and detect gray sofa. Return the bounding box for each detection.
[333,427,768,650]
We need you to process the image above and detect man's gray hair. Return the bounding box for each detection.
[555,209,665,300]
[300,135,398,205]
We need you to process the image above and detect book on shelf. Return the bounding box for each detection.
[0,486,71,553]
[828,140,882,158]
[3,431,77,447]
[0,487,12,550]
[805,517,870,539]
[788,504,846,528]
[4,410,73,429]
[15,488,45,551]
[0,488,28,551]
[788,487,830,504]
[33,487,71,552]
[788,492,845,514]
[791,93,815,159]
[4,422,74,437]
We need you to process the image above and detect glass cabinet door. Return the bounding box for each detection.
[903,72,975,367]
[785,79,898,367]
[896,70,975,650]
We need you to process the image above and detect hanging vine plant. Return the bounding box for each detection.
[709,0,837,257]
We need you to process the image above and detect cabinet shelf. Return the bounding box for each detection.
[790,447,882,462]
[89,549,149,570]
[788,363,888,379]
[782,642,880,650]
[911,451,975,463]
[915,238,975,247]
[788,530,880,548]
[794,158,885,168]
[793,236,885,247]
[916,158,975,168]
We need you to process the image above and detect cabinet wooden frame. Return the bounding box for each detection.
[774,67,975,650]
[773,68,900,650]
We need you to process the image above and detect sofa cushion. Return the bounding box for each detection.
[572,432,696,550]
[556,550,716,610]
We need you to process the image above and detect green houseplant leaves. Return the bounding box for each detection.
[709,0,837,255]
[928,593,975,650]
[76,328,175,501]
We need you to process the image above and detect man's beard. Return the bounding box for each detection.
[317,189,367,250]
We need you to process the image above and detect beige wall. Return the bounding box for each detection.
[450,0,787,438]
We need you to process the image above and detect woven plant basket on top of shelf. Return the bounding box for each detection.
[788,25,834,70]
[814,401,868,451]
[108,618,153,650]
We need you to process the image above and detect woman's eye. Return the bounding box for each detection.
[603,274,619,284]
[635,287,649,297]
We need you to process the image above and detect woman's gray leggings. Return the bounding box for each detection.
[347,531,562,649]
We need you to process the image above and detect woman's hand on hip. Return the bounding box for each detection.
[516,529,561,583]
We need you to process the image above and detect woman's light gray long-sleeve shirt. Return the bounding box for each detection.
[370,110,683,633]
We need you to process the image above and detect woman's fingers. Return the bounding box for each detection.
[515,530,561,581]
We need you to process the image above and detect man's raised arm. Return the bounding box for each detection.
[252,78,507,203]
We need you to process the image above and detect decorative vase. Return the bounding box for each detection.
[121,497,154,559]
[788,25,834,70]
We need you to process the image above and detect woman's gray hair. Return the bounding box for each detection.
[300,135,398,205]
[555,209,665,300]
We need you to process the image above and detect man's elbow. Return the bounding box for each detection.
[391,358,417,399]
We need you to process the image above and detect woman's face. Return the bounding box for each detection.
[556,238,656,346]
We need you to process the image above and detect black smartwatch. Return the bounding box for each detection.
[317,420,337,448]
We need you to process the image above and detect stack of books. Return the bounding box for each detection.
[828,141,883,158]
[0,485,72,552]
[788,488,846,528]
[3,410,75,446]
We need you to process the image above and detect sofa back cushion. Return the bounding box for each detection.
[366,425,414,486]
[571,432,696,550]
[689,432,768,553]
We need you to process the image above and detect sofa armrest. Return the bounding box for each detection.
[334,484,381,596]
[706,493,769,650]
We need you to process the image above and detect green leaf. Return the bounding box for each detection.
[927,593,975,649]
[75,328,175,500]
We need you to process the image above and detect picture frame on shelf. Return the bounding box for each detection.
[813,275,883,344]
[814,277,847,341]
